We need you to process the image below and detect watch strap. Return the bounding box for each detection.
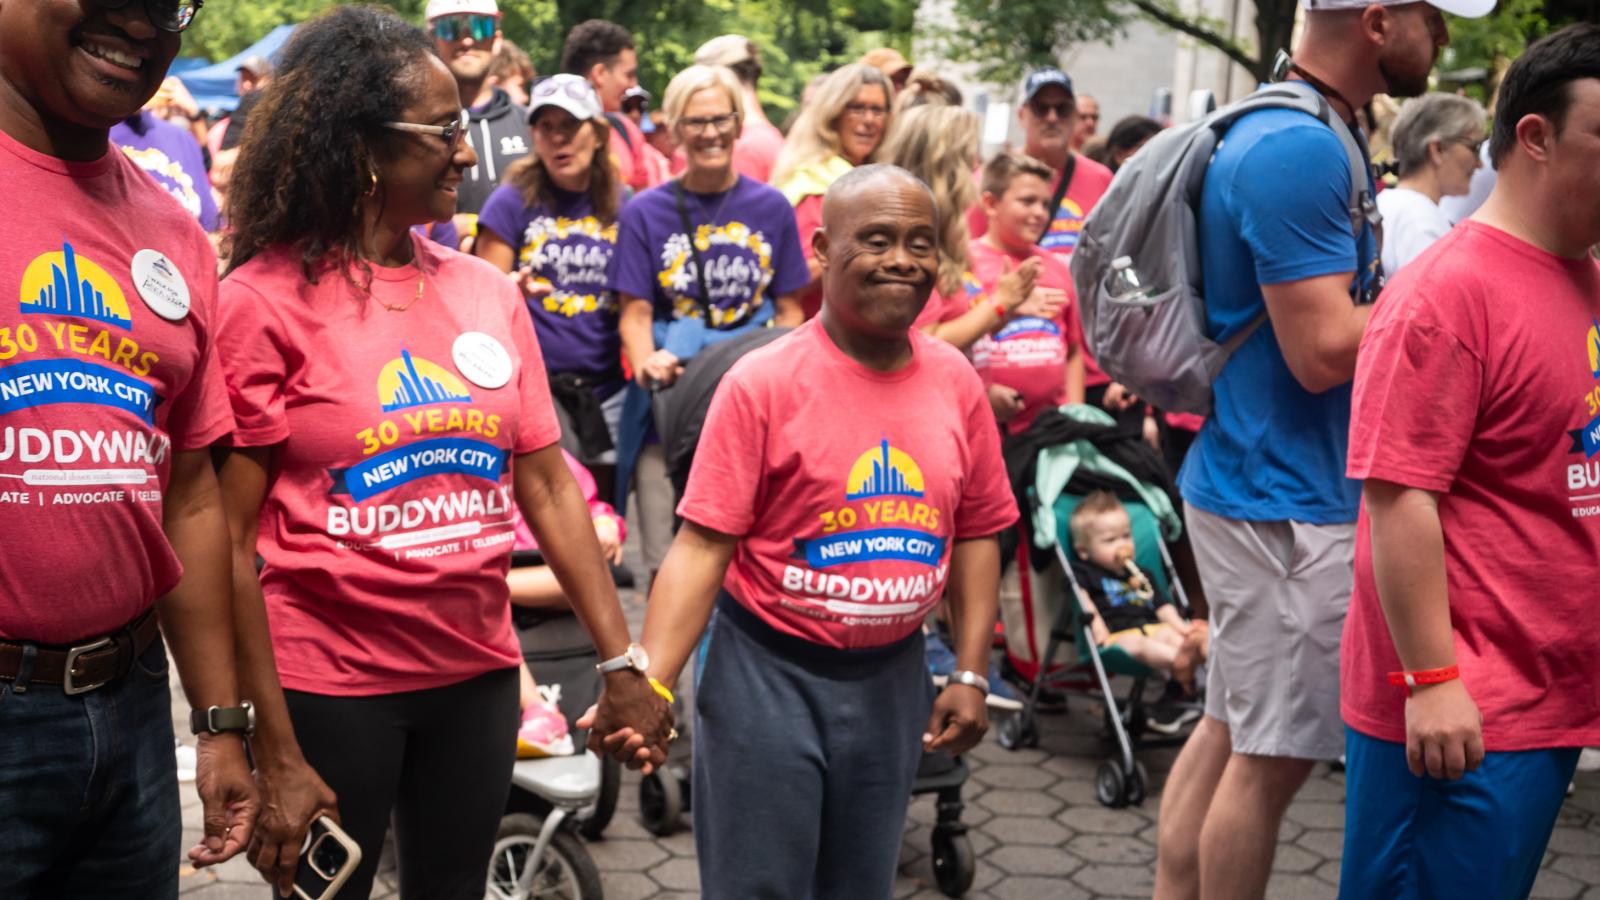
[191,701,254,736]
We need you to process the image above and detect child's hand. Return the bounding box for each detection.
[1090,617,1111,647]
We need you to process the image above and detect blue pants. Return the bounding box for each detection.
[1340,726,1579,900]
[0,638,180,899]
[693,594,935,900]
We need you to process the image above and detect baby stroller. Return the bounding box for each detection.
[994,405,1194,809]
[635,327,979,897]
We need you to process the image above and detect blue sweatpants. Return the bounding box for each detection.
[693,594,936,900]
[1340,726,1580,900]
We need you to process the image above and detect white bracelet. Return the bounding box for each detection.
[949,670,990,695]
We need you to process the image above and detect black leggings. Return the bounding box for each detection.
[283,667,520,900]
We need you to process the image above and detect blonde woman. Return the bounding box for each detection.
[881,104,981,310]
[607,64,809,587]
[770,63,893,318]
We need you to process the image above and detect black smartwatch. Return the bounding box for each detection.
[190,701,255,737]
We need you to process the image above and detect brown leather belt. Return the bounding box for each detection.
[0,610,161,695]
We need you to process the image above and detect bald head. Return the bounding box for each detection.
[822,164,937,230]
[813,164,940,341]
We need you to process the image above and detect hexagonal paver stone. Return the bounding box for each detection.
[1294,776,1347,802]
[653,828,696,858]
[585,837,669,872]
[972,740,1051,766]
[978,789,1064,818]
[1264,872,1337,900]
[1072,862,1158,897]
[1555,855,1600,887]
[1284,801,1345,830]
[1271,844,1322,874]
[597,871,659,900]
[1295,827,1343,859]
[1066,834,1155,866]
[986,844,1085,878]
[973,762,1058,791]
[1313,859,1343,886]
[1530,868,1585,899]
[1041,753,1099,782]
[990,874,1093,900]
[1049,778,1104,806]
[1548,827,1600,856]
[985,815,1073,846]
[648,856,702,893]
[1057,806,1146,835]
[1559,805,1595,828]
[1278,817,1306,843]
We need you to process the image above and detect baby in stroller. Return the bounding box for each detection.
[1069,490,1208,693]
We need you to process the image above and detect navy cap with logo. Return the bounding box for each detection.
[1022,68,1075,103]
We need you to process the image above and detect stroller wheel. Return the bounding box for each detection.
[639,766,685,836]
[996,713,1038,751]
[930,826,975,897]
[1094,760,1129,809]
[577,755,622,840]
[487,814,604,900]
[1126,761,1149,806]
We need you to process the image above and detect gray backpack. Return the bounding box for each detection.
[1069,81,1379,415]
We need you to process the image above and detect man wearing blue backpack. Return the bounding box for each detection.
[1147,1,1492,898]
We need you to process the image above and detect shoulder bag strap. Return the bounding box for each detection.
[673,179,715,321]
[1038,153,1077,245]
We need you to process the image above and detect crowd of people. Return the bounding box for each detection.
[0,0,1597,898]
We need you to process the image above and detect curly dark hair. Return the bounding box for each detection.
[559,20,633,78]
[223,5,438,284]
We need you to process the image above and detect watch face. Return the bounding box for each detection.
[627,644,650,671]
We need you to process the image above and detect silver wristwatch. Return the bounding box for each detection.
[596,643,650,675]
[948,670,991,695]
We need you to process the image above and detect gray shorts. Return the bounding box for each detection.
[1186,503,1354,760]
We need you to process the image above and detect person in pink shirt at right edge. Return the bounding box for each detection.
[690,35,785,183]
[1339,24,1600,900]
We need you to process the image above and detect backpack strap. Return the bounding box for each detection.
[606,112,635,151]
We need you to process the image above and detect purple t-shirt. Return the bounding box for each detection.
[111,111,219,232]
[478,184,621,382]
[607,175,808,330]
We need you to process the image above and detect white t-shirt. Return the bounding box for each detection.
[1376,187,1453,276]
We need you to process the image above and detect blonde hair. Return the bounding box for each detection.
[662,64,744,136]
[1069,491,1126,551]
[880,105,980,297]
[769,64,893,188]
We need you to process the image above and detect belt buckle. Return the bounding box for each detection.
[62,637,116,695]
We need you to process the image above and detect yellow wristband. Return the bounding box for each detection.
[648,676,675,704]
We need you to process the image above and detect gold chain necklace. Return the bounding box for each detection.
[379,272,426,313]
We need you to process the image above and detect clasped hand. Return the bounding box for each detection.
[578,672,676,774]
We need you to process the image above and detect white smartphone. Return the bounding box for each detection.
[293,816,362,900]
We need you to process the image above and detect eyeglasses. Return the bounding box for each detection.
[842,102,888,122]
[679,113,738,135]
[430,13,497,42]
[383,110,469,151]
[1028,99,1074,120]
[97,0,204,32]
[1449,136,1486,157]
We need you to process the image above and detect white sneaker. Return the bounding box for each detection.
[1578,747,1600,773]
[175,740,197,783]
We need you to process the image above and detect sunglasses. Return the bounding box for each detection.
[531,77,596,103]
[383,109,470,151]
[430,13,497,42]
[1028,99,1074,120]
[97,0,203,32]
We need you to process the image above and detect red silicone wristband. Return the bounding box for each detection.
[1386,665,1460,690]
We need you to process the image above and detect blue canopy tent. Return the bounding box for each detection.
[175,24,295,114]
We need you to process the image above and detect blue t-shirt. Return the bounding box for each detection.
[1177,108,1380,524]
[607,175,809,330]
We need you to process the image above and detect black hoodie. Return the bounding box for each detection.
[457,88,531,216]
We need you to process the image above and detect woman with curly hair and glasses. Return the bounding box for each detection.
[213,7,672,896]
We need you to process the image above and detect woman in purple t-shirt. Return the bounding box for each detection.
[477,75,626,481]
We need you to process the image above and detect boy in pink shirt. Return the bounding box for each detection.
[636,166,1017,897]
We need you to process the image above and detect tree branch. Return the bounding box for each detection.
[1125,0,1265,79]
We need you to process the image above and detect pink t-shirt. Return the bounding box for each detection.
[0,130,232,644]
[678,319,1018,649]
[1342,222,1600,751]
[216,235,561,695]
[968,241,1084,435]
[793,195,825,319]
[912,269,986,330]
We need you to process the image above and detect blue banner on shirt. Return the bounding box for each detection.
[795,529,946,569]
[1574,415,1600,458]
[330,437,506,502]
[0,358,160,424]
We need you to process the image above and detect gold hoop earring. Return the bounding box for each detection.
[366,171,380,197]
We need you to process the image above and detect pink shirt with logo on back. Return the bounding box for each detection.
[678,319,1018,649]
[0,130,232,644]
[967,240,1084,435]
[1342,222,1600,751]
[217,235,561,695]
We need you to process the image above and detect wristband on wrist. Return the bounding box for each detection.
[1386,664,1459,695]
[991,300,1009,321]
[648,676,675,704]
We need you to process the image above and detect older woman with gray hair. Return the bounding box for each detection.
[1377,92,1487,274]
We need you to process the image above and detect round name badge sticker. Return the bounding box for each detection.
[130,249,191,321]
[453,332,512,389]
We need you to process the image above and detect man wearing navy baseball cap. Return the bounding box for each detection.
[1151,2,1493,899]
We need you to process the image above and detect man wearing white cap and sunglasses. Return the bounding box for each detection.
[426,0,531,241]
[1151,2,1491,899]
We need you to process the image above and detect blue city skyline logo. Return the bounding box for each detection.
[19,241,134,330]
[376,348,473,413]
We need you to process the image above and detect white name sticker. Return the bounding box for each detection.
[130,249,191,321]
[452,332,512,389]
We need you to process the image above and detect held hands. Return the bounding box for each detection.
[987,384,1025,424]
[578,671,675,774]
[992,258,1044,315]
[1015,286,1067,321]
[246,755,340,897]
[924,684,988,756]
[1404,679,1485,780]
[594,516,625,565]
[637,350,684,390]
[188,733,261,868]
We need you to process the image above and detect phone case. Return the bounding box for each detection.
[293,816,363,900]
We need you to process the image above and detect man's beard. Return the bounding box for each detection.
[1379,55,1431,99]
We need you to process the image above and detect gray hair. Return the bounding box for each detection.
[1390,93,1487,177]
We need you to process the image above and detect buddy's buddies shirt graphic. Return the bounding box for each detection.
[216,236,559,693]
[1343,222,1600,751]
[0,130,231,643]
[111,110,220,232]
[609,175,809,330]
[477,185,622,383]
[679,320,1017,649]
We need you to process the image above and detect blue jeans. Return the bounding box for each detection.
[0,638,181,899]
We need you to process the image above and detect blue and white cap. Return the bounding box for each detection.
[1022,68,1074,103]
[526,74,602,123]
[1302,0,1494,17]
